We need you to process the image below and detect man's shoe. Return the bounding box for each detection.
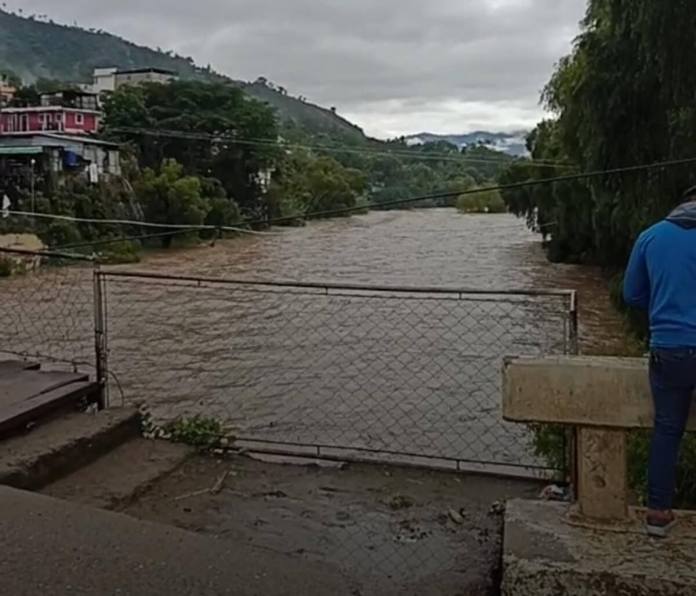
[646,510,677,538]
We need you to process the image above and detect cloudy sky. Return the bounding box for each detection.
[13,0,586,138]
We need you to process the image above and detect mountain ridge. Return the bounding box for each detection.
[403,131,529,156]
[0,8,365,140]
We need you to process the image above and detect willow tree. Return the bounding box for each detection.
[502,0,696,266]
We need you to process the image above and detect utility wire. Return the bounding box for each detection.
[4,210,281,236]
[39,152,696,253]
[109,126,574,169]
[56,228,216,252]
[242,153,696,226]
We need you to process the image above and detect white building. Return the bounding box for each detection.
[81,67,178,95]
[88,67,119,94]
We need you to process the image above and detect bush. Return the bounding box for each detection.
[167,416,225,449]
[456,189,507,213]
[0,258,12,277]
[42,220,82,248]
[98,241,141,264]
[533,426,696,508]
[529,424,567,473]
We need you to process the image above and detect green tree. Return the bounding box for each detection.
[268,151,367,222]
[456,189,506,214]
[502,1,696,504]
[104,81,279,216]
[10,79,75,106]
[0,68,21,87]
[201,177,241,231]
[501,0,696,267]
[101,86,151,130]
[136,159,211,247]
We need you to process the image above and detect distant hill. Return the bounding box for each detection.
[403,131,529,157]
[0,9,365,140]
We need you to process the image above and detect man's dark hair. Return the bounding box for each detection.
[683,185,696,201]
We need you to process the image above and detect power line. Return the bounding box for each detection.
[109,126,574,169]
[40,152,696,253]
[4,210,282,236]
[242,153,696,226]
[56,228,218,252]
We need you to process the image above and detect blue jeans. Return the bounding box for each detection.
[648,348,696,510]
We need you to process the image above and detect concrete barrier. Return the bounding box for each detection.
[501,356,696,596]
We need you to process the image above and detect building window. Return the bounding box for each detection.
[75,113,84,126]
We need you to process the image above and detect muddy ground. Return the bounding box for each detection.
[121,453,540,596]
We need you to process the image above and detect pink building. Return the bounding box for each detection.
[0,106,100,135]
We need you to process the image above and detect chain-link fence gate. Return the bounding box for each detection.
[99,270,577,477]
[0,251,579,587]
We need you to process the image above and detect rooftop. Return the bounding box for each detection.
[0,106,101,114]
[116,67,178,76]
[0,133,119,149]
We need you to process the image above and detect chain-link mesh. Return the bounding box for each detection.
[0,258,577,582]
[0,247,98,375]
[101,271,575,475]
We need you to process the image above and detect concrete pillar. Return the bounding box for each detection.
[577,428,628,520]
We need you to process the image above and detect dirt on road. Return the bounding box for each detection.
[122,453,540,596]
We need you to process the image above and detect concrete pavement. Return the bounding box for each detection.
[0,486,354,595]
[502,499,696,596]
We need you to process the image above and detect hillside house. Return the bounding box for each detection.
[81,67,178,95]
[0,91,101,135]
[0,133,120,202]
[115,67,178,87]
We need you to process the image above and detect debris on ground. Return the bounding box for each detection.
[174,488,210,502]
[173,469,232,501]
[211,471,230,495]
[246,452,346,469]
[395,520,430,543]
[384,494,415,510]
[488,500,505,516]
[448,508,466,525]
[539,484,570,502]
[254,490,289,499]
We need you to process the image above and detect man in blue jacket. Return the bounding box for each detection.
[624,186,696,537]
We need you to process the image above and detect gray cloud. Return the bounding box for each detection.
[14,0,586,137]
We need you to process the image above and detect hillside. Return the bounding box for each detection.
[404,131,529,157]
[0,9,365,140]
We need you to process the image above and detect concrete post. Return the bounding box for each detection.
[576,428,628,520]
[502,356,670,522]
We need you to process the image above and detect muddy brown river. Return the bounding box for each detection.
[0,210,629,473]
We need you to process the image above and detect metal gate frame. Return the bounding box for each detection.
[97,270,578,479]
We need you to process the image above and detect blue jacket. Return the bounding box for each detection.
[624,202,696,348]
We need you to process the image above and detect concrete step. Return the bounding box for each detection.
[0,406,140,490]
[0,486,351,596]
[0,360,102,437]
[43,438,192,510]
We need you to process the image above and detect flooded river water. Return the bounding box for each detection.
[136,210,626,355]
[1,210,629,473]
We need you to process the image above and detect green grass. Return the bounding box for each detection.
[166,416,225,449]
